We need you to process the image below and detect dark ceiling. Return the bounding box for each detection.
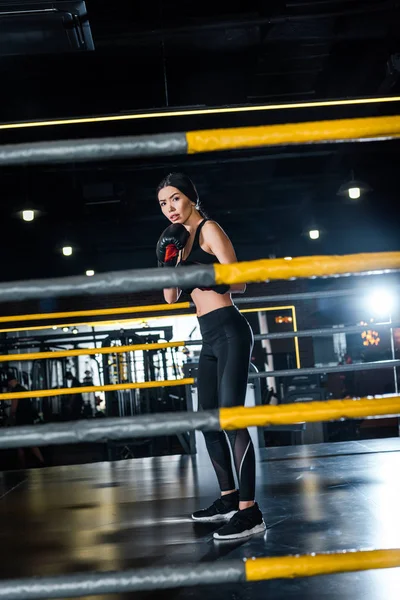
[0,0,399,283]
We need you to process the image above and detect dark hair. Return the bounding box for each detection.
[157,172,208,218]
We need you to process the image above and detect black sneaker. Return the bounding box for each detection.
[191,492,239,523]
[213,503,266,540]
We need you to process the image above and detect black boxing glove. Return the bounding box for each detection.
[181,287,195,296]
[156,223,190,267]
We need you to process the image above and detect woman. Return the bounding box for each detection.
[156,172,265,540]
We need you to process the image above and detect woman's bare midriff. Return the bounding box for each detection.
[190,288,234,317]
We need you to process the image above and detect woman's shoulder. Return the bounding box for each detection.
[201,220,227,238]
[201,219,221,232]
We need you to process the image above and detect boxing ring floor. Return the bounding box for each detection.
[0,436,399,600]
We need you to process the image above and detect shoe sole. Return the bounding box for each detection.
[213,520,266,540]
[191,510,237,523]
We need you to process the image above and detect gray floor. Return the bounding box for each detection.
[0,438,399,599]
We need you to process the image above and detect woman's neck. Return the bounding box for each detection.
[184,209,203,233]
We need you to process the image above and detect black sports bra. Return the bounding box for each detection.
[178,219,219,266]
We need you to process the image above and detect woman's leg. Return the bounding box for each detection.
[216,316,256,504]
[191,341,239,522]
[17,448,26,469]
[31,446,45,465]
[197,342,236,494]
[213,315,265,539]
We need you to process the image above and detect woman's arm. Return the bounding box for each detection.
[163,288,182,304]
[202,221,246,293]
[163,249,183,303]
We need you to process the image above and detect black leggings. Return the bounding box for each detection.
[197,306,255,502]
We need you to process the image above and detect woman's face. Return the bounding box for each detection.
[158,186,195,224]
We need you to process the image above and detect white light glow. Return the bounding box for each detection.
[284,256,293,261]
[367,290,395,316]
[309,229,320,240]
[348,187,361,199]
[62,246,73,257]
[22,209,35,222]
[86,270,95,277]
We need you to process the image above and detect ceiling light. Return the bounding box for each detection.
[22,209,35,222]
[52,326,58,330]
[348,187,361,200]
[86,269,95,277]
[308,229,320,240]
[72,328,79,334]
[62,327,69,332]
[15,207,44,222]
[62,246,73,257]
[284,256,292,261]
[337,171,371,199]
